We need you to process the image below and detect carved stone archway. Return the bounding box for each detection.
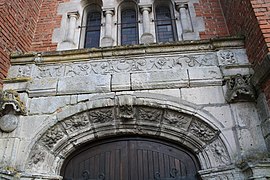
[25,95,232,179]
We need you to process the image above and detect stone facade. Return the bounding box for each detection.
[1,0,270,179]
[0,37,270,179]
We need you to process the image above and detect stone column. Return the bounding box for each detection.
[101,8,115,47]
[66,11,80,43]
[176,4,193,33]
[140,5,154,44]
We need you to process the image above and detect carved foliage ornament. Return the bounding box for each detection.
[28,146,46,167]
[225,74,256,103]
[189,120,217,142]
[138,107,162,122]
[89,109,114,123]
[41,126,64,148]
[163,110,190,129]
[63,112,90,133]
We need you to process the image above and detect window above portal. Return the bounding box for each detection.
[55,0,206,50]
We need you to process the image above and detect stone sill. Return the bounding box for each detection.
[10,36,244,65]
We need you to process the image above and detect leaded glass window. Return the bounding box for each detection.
[85,11,101,48]
[121,9,139,45]
[155,6,175,42]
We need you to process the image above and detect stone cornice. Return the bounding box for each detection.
[10,36,244,65]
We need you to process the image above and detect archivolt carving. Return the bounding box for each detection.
[28,102,230,174]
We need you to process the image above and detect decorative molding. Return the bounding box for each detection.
[225,74,256,103]
[28,146,46,168]
[218,50,237,65]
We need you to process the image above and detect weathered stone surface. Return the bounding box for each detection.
[57,75,111,94]
[131,70,188,90]
[111,73,131,91]
[29,96,71,115]
[27,77,58,97]
[181,86,226,104]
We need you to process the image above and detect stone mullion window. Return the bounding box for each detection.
[155,6,176,42]
[121,9,139,45]
[84,11,102,48]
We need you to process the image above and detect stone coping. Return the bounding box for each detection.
[10,36,244,65]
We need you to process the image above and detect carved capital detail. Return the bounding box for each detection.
[225,74,256,103]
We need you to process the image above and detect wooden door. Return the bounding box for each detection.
[61,137,200,180]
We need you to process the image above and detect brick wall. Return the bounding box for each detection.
[195,0,229,39]
[0,0,42,86]
[220,0,270,109]
[31,0,69,52]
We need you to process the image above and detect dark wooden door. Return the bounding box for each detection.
[61,137,200,180]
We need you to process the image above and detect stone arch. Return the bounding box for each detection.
[25,94,232,178]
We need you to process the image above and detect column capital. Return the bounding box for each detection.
[175,3,188,11]
[102,8,115,16]
[67,11,80,19]
[139,5,152,13]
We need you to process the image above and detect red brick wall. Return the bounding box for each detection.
[220,0,268,65]
[31,0,69,52]
[195,0,229,39]
[220,0,270,108]
[0,0,42,85]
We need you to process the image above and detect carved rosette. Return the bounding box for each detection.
[189,120,217,143]
[41,126,64,148]
[218,50,237,65]
[225,74,256,103]
[89,108,114,124]
[138,107,162,122]
[62,112,90,133]
[163,110,191,129]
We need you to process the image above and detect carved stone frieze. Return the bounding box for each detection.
[8,53,222,79]
[189,120,217,142]
[225,74,256,103]
[36,65,65,78]
[18,66,31,77]
[208,139,230,166]
[41,126,64,148]
[62,112,90,133]
[89,109,114,124]
[163,110,191,129]
[138,107,163,122]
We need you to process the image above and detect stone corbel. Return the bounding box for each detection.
[0,90,26,132]
[225,74,256,103]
